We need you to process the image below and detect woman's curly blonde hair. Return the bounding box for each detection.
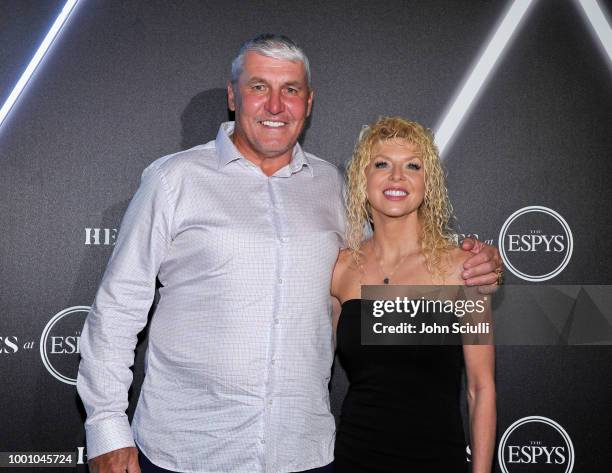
[345,116,455,275]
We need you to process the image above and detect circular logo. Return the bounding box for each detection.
[499,206,573,282]
[498,416,574,473]
[40,306,89,385]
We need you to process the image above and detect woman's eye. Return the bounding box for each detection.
[374,161,388,169]
[407,162,421,170]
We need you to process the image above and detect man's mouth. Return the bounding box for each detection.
[259,120,287,128]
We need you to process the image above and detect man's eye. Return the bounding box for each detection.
[286,87,298,94]
[252,84,266,91]
[407,162,421,170]
[374,161,388,169]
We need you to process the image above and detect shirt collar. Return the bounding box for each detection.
[215,121,314,177]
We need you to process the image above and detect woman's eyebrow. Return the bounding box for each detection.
[371,153,421,160]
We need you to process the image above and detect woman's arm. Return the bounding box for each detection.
[448,247,496,473]
[464,344,496,473]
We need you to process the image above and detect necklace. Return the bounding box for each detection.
[372,242,410,284]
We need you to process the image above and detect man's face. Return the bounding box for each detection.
[228,51,313,164]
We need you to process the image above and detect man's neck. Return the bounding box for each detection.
[230,132,292,177]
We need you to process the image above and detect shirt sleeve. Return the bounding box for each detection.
[76,163,174,460]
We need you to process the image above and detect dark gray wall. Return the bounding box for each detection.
[1,1,611,471]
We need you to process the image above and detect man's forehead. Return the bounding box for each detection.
[240,51,307,83]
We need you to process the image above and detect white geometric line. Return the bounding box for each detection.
[575,0,612,67]
[434,0,535,158]
[0,0,81,130]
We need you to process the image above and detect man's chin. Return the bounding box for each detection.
[255,141,296,158]
[259,148,294,159]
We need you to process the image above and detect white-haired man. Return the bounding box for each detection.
[77,34,502,473]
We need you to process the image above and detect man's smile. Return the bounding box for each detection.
[259,119,288,128]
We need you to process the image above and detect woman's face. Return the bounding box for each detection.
[365,138,425,220]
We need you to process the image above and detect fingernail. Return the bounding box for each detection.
[463,271,470,278]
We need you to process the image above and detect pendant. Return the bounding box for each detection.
[383,277,389,284]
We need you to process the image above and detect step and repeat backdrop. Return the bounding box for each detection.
[1,0,611,472]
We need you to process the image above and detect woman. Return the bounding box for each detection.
[331,117,496,473]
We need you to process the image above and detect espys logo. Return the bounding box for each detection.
[40,306,89,385]
[498,416,574,473]
[0,336,19,354]
[499,206,573,282]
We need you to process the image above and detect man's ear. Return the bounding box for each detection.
[227,82,236,111]
[306,89,314,117]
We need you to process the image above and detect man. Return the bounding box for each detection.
[77,34,501,473]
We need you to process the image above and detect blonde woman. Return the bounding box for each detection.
[331,117,496,473]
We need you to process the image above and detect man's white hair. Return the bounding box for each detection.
[231,34,311,88]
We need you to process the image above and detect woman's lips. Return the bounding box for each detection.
[383,188,408,200]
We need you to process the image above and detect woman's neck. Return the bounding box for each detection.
[370,211,421,260]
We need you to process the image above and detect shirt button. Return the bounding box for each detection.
[271,359,276,365]
[260,439,265,444]
[268,399,273,405]
[274,319,280,325]
[278,278,283,284]
[280,236,288,243]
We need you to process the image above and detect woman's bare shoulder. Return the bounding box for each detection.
[444,246,471,283]
[334,248,359,276]
[332,248,361,298]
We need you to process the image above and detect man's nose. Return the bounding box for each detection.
[265,90,284,115]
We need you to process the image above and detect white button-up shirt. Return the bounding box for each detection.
[77,122,345,473]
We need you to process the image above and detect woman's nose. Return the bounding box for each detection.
[390,165,405,181]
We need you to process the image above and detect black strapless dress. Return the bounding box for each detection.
[334,299,468,473]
